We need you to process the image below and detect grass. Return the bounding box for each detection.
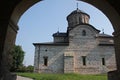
[17,72,107,80]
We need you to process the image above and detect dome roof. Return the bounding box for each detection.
[67,8,90,18]
[67,8,90,28]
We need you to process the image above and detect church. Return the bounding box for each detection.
[33,8,116,74]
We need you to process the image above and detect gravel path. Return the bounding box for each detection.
[17,76,33,80]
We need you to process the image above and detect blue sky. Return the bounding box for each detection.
[16,0,114,66]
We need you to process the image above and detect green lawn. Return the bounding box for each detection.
[17,72,107,80]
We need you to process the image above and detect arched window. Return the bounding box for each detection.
[43,56,48,66]
[82,30,86,36]
[82,56,86,66]
[102,58,105,65]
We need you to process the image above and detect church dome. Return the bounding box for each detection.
[67,8,90,29]
[68,8,90,17]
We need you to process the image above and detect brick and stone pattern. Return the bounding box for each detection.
[64,52,74,73]
[64,25,116,74]
[34,45,67,73]
[34,24,116,74]
[34,45,40,72]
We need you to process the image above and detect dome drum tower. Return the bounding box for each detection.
[67,8,90,31]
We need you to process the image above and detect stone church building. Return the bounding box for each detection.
[33,8,116,74]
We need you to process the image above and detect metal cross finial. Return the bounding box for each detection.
[58,27,59,31]
[77,2,78,10]
[57,27,59,33]
[102,29,104,34]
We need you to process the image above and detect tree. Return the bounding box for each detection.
[26,65,34,72]
[10,45,25,72]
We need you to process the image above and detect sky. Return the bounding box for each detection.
[16,0,114,66]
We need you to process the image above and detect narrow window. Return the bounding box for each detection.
[82,56,86,66]
[102,58,105,65]
[79,17,82,23]
[85,17,88,23]
[43,56,48,66]
[82,30,86,36]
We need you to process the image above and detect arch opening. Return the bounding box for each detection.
[15,0,115,75]
[1,0,120,80]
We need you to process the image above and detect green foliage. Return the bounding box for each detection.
[15,65,34,72]
[17,72,107,80]
[10,45,25,72]
[17,65,27,72]
[26,65,34,72]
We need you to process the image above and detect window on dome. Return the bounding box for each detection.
[79,17,82,23]
[82,30,86,36]
[85,16,88,23]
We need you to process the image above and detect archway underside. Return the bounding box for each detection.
[0,0,120,80]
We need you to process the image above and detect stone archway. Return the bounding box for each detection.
[0,0,120,80]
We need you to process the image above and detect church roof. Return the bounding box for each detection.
[67,8,90,19]
[53,32,68,37]
[97,33,113,38]
[68,23,100,33]
[97,33,114,46]
[33,42,69,46]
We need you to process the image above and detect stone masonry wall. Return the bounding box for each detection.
[64,25,116,74]
[35,45,67,73]
[34,24,116,74]
[34,45,40,72]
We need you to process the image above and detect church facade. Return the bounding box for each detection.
[33,8,116,74]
